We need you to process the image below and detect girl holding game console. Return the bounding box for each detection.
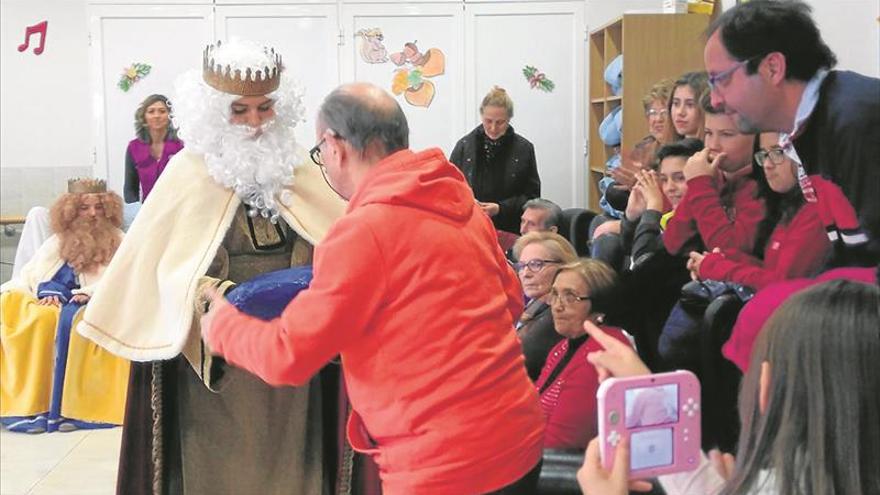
[577,279,880,495]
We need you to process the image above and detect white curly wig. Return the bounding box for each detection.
[170,39,307,222]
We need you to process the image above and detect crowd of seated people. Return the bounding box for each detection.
[496,17,875,487]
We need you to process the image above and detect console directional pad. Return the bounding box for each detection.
[606,430,621,447]
[682,398,700,417]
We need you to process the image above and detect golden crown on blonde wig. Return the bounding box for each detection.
[67,178,107,194]
[202,41,283,96]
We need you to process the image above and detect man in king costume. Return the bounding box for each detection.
[76,39,345,494]
[1,179,129,433]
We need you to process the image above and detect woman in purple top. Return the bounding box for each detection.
[123,94,184,203]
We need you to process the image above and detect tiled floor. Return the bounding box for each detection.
[0,427,120,495]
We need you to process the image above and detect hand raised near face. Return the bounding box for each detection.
[625,186,646,221]
[683,148,725,181]
[635,170,664,212]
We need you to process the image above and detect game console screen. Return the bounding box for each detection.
[630,428,674,470]
[624,384,679,469]
[624,384,678,428]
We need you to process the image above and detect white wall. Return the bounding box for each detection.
[714,0,879,76]
[1,0,91,169]
[805,0,879,76]
[1,0,877,216]
[585,0,666,28]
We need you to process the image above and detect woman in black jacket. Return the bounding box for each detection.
[450,86,541,234]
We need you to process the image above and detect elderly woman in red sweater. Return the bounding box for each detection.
[535,259,634,449]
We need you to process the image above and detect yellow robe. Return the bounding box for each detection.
[0,234,129,431]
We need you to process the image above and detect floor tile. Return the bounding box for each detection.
[27,457,117,495]
[0,459,57,495]
[0,429,88,463]
[0,428,120,495]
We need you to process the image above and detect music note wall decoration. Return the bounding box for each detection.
[18,20,48,56]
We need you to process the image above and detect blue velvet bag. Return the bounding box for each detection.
[224,266,313,320]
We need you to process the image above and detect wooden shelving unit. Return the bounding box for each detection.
[587,13,709,211]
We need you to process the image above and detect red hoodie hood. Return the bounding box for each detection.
[347,148,475,223]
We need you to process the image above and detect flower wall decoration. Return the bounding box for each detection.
[118,63,152,92]
[522,65,555,93]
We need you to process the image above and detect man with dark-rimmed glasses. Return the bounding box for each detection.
[704,0,878,257]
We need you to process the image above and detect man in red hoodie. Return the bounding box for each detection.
[201,83,545,494]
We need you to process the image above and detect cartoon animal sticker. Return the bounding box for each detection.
[355,28,389,64]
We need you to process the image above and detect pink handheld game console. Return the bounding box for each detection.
[596,370,701,478]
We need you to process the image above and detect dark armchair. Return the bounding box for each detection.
[558,208,598,257]
[537,449,668,495]
[537,449,583,495]
[699,294,745,453]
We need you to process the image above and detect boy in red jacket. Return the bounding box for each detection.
[659,94,765,368]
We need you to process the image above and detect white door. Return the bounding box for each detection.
[340,3,464,156]
[89,4,213,194]
[215,3,341,149]
[464,1,586,208]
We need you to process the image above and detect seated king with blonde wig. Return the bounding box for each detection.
[1,179,129,433]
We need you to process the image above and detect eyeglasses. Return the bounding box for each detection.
[514,259,561,273]
[309,138,326,167]
[754,147,786,167]
[310,135,347,200]
[708,55,761,90]
[548,290,591,306]
[646,108,668,118]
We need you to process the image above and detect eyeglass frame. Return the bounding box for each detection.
[309,137,327,167]
[513,259,561,273]
[645,108,668,118]
[309,132,348,199]
[707,54,764,90]
[548,289,591,306]
[754,146,787,168]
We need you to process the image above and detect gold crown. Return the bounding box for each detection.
[202,41,283,96]
[68,178,107,194]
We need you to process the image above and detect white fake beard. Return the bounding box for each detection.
[201,118,298,222]
[171,68,307,222]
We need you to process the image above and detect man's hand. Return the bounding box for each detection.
[478,202,500,217]
[592,220,621,240]
[577,437,653,495]
[37,296,61,306]
[584,321,650,383]
[70,294,90,305]
[200,287,231,347]
[684,148,725,181]
[625,186,646,221]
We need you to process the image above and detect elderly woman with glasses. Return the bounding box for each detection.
[534,258,634,449]
[512,232,578,381]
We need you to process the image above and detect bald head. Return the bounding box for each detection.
[318,82,409,159]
